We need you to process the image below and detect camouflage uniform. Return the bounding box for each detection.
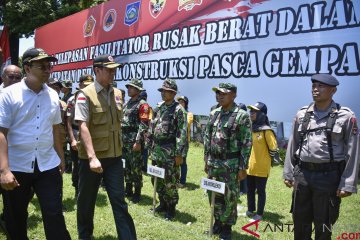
[122,79,149,202]
[61,79,73,173]
[148,79,187,219]
[204,83,252,238]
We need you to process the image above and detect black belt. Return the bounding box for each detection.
[72,124,79,131]
[299,161,344,172]
[211,151,241,160]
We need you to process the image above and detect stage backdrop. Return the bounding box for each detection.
[35,0,360,122]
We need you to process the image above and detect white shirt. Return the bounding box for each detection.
[0,79,62,173]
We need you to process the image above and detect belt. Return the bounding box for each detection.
[72,124,79,131]
[211,151,241,160]
[154,138,176,146]
[299,161,344,172]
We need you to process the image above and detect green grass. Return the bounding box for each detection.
[1,143,359,239]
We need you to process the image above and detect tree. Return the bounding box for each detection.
[2,0,107,65]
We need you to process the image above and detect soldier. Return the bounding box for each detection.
[74,54,136,239]
[148,79,187,220]
[61,79,73,103]
[204,83,252,240]
[122,78,150,203]
[66,74,94,198]
[283,74,359,240]
[210,90,221,111]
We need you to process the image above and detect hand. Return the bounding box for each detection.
[0,169,20,190]
[59,159,65,174]
[175,156,183,166]
[336,190,352,198]
[89,157,103,173]
[132,142,141,152]
[284,179,294,188]
[70,139,78,151]
[237,170,247,181]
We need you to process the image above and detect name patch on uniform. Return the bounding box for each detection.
[201,177,225,194]
[147,165,165,178]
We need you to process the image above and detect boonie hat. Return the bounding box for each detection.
[212,83,237,93]
[158,79,178,93]
[248,102,267,115]
[61,79,72,88]
[311,74,339,86]
[125,78,144,91]
[22,48,57,64]
[93,55,122,69]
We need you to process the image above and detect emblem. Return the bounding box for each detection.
[103,9,117,32]
[124,1,141,26]
[178,0,202,12]
[83,15,96,37]
[149,0,166,18]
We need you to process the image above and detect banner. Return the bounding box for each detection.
[35,0,360,121]
[0,26,11,70]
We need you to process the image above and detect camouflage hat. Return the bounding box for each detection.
[311,74,339,86]
[158,78,178,93]
[22,48,57,64]
[248,102,267,115]
[125,78,144,91]
[212,83,237,93]
[61,79,72,88]
[79,74,94,86]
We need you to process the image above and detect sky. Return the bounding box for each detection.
[19,36,34,56]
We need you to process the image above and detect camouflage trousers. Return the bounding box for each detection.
[208,165,240,225]
[150,145,180,206]
[123,144,143,188]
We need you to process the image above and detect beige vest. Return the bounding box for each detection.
[78,85,123,159]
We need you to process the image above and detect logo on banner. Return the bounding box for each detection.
[124,1,141,26]
[103,9,117,32]
[83,15,96,37]
[178,0,202,11]
[149,0,166,19]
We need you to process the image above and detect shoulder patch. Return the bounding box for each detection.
[76,93,87,104]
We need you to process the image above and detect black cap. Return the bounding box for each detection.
[311,74,339,86]
[93,55,122,68]
[238,103,247,111]
[248,102,267,115]
[176,96,189,104]
[22,48,57,64]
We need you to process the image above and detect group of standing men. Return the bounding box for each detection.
[0,46,358,240]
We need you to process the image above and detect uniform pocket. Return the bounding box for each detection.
[92,107,107,125]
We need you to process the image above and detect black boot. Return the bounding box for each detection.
[165,204,176,221]
[131,186,141,203]
[220,224,232,240]
[154,197,167,213]
[125,183,133,198]
[213,220,222,235]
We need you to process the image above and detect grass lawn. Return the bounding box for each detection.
[0,143,359,239]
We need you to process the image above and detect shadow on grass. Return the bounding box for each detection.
[95,192,108,207]
[27,214,42,229]
[134,194,153,206]
[174,210,197,224]
[232,231,258,240]
[183,182,200,191]
[94,234,117,240]
[63,197,76,212]
[263,211,286,225]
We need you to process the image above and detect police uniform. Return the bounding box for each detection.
[148,79,187,220]
[122,78,150,203]
[283,74,359,240]
[204,83,252,240]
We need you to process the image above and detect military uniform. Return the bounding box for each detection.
[122,79,150,203]
[61,79,73,172]
[204,83,252,239]
[148,79,187,220]
[283,74,359,240]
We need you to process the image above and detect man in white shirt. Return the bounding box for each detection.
[0,48,71,240]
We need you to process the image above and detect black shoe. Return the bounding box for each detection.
[154,202,167,213]
[213,220,222,235]
[131,187,141,203]
[165,204,176,221]
[220,224,232,240]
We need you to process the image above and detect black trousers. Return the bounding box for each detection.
[292,165,341,240]
[2,162,71,240]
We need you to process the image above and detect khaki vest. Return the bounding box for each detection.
[78,84,123,159]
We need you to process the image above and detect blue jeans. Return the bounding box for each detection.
[246,175,268,215]
[180,157,187,184]
[77,157,136,240]
[3,162,70,240]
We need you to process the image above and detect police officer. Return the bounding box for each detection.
[204,83,252,240]
[66,74,94,197]
[74,54,136,239]
[283,74,359,240]
[148,79,187,220]
[122,78,150,203]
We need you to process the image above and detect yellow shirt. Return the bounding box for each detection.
[247,129,278,177]
[187,112,193,142]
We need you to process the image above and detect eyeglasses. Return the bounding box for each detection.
[6,75,22,81]
[31,64,53,71]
